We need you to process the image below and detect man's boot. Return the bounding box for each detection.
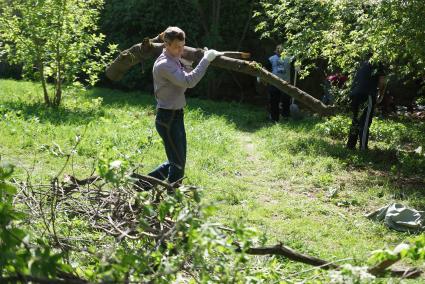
[347,124,359,150]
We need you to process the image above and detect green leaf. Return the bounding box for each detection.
[0,182,17,195]
[0,162,14,180]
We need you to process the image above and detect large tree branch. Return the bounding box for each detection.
[105,37,337,116]
[238,242,422,279]
[241,243,338,270]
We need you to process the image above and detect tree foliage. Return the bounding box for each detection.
[0,0,116,107]
[254,0,425,81]
[100,0,257,98]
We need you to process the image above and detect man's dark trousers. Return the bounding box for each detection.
[347,93,376,150]
[149,109,186,183]
[268,86,291,121]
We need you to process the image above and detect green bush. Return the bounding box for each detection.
[315,115,421,147]
[397,151,425,176]
[369,119,409,145]
[314,115,350,139]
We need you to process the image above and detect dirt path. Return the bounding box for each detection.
[236,132,279,189]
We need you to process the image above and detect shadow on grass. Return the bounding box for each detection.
[0,100,102,125]
[2,85,324,132]
[86,87,155,107]
[87,87,271,131]
[1,87,153,125]
[87,87,325,133]
[286,135,425,205]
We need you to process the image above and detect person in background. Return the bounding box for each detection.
[322,72,348,105]
[266,44,294,122]
[347,54,385,150]
[148,26,222,186]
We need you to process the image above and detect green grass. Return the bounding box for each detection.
[1,78,425,282]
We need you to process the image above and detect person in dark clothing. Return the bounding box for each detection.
[268,83,292,120]
[347,58,386,150]
[265,45,294,122]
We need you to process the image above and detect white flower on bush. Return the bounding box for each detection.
[329,264,375,284]
[109,160,122,170]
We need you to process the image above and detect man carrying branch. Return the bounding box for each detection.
[147,26,222,186]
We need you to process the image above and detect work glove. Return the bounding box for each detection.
[203,49,224,62]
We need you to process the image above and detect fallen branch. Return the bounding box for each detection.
[236,242,422,278]
[106,36,337,116]
[368,257,401,276]
[238,243,338,270]
[367,254,422,278]
[390,268,422,279]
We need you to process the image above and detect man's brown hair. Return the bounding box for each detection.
[163,26,185,44]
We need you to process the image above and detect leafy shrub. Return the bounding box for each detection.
[315,115,420,146]
[314,115,350,139]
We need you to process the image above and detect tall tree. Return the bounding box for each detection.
[0,0,115,107]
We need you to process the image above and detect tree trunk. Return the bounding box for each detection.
[53,46,62,107]
[105,37,337,117]
[38,60,51,106]
[54,86,62,107]
[53,2,66,108]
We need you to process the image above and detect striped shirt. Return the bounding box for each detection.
[153,49,210,110]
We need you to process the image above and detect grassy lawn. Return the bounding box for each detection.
[1,78,425,282]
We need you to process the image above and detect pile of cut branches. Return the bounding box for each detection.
[8,169,423,282]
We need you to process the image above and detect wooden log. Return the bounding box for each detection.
[106,37,337,116]
[241,243,338,270]
[239,243,422,278]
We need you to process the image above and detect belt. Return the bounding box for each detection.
[157,108,183,112]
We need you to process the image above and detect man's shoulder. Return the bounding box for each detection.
[359,60,385,77]
[356,61,371,74]
[154,55,175,71]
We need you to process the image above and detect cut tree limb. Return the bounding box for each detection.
[368,256,401,276]
[240,243,338,270]
[235,242,422,279]
[366,253,422,278]
[105,37,337,116]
